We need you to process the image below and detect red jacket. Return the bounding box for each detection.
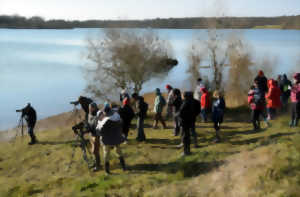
[266,79,281,108]
[201,88,210,109]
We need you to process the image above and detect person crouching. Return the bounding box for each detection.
[96,104,126,174]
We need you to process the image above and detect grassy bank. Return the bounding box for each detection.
[0,109,299,196]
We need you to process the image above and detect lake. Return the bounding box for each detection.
[1,28,299,130]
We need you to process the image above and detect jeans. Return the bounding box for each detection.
[137,117,146,141]
[182,126,191,154]
[201,109,208,122]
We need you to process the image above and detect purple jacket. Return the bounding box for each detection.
[291,83,300,103]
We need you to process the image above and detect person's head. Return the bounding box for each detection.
[197,78,202,82]
[258,70,264,77]
[250,85,255,90]
[283,74,287,80]
[103,102,111,114]
[155,88,161,96]
[293,73,300,84]
[213,90,222,99]
[165,84,172,91]
[89,102,98,114]
[277,75,282,81]
[131,93,138,100]
[200,87,207,93]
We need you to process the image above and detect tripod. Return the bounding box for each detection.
[11,115,24,143]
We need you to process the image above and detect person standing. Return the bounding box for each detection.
[289,73,300,127]
[96,104,126,174]
[279,74,292,110]
[248,81,266,131]
[177,92,198,156]
[200,88,210,123]
[153,88,167,129]
[170,88,182,136]
[16,103,37,145]
[87,103,101,172]
[132,93,148,141]
[165,84,174,120]
[265,79,281,120]
[212,91,226,143]
[118,98,135,142]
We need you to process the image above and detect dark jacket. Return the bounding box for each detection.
[119,105,135,125]
[96,111,125,145]
[71,96,93,115]
[177,92,198,128]
[212,97,226,123]
[21,106,37,128]
[135,96,148,119]
[255,75,268,93]
[279,75,292,97]
[170,88,182,112]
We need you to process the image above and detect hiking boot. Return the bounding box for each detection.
[105,162,110,175]
[180,152,191,157]
[119,157,126,171]
[28,136,36,145]
[93,166,101,172]
[176,143,184,148]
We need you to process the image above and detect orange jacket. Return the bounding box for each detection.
[266,79,281,108]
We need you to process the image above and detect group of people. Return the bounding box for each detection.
[14,70,300,174]
[248,71,300,130]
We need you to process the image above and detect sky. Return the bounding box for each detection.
[0,0,299,20]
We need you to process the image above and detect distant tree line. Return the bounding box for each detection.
[0,15,299,29]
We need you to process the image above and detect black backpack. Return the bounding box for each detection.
[253,89,265,105]
[141,101,149,117]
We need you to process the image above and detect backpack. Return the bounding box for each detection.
[160,96,166,107]
[253,89,265,105]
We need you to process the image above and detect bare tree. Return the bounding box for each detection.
[226,35,254,106]
[186,42,203,89]
[206,30,228,90]
[84,29,175,101]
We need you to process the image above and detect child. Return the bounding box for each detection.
[265,79,281,120]
[200,88,210,123]
[290,73,300,127]
[212,90,226,143]
[248,81,266,131]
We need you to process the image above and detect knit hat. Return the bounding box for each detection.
[165,84,172,90]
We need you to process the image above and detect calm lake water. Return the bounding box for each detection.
[1,28,299,130]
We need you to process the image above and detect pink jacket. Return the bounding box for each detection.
[291,83,300,103]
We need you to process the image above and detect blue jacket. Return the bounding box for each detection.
[212,97,226,123]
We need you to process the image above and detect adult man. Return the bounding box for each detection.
[254,70,268,93]
[131,93,148,142]
[96,104,126,174]
[279,74,292,110]
[153,88,167,129]
[165,84,174,120]
[16,103,37,145]
[70,96,93,121]
[176,92,199,156]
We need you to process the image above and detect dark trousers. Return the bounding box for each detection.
[137,117,146,141]
[174,115,180,136]
[291,102,300,126]
[251,109,262,130]
[28,126,36,142]
[267,108,277,119]
[201,109,208,122]
[182,126,191,154]
[154,113,166,128]
[214,121,221,140]
[122,123,130,140]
